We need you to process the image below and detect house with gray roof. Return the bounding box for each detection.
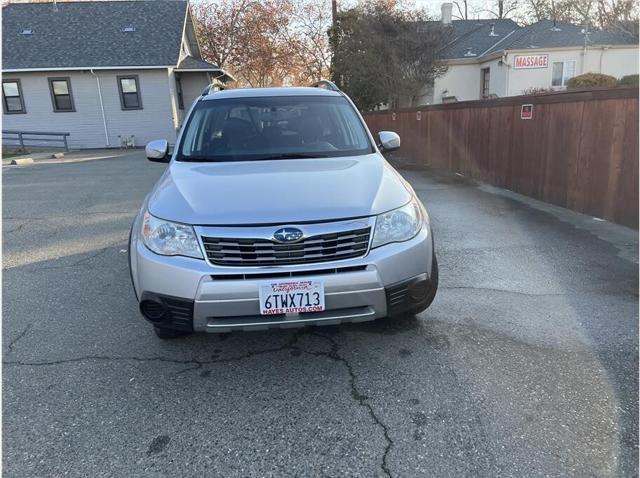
[2,0,233,149]
[418,3,638,105]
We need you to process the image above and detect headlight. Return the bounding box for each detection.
[372,197,424,248]
[141,211,203,259]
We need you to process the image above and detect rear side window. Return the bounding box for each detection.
[48,77,75,112]
[178,95,373,162]
[117,76,142,110]
[2,79,25,114]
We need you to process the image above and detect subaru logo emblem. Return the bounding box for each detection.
[273,227,304,243]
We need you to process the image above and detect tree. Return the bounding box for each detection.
[193,0,335,87]
[520,0,638,28]
[282,0,333,84]
[192,0,249,72]
[453,0,470,19]
[193,0,297,87]
[330,3,449,110]
[483,0,520,18]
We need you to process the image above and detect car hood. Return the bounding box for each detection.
[147,154,412,225]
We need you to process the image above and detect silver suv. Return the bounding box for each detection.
[129,81,438,338]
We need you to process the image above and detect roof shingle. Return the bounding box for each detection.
[440,19,520,59]
[498,19,638,51]
[420,18,638,60]
[176,55,221,71]
[2,0,188,70]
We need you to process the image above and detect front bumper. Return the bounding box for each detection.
[130,218,434,333]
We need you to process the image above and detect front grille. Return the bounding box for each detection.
[201,227,371,266]
[210,265,367,281]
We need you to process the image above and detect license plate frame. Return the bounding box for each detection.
[258,280,325,315]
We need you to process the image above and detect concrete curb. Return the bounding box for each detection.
[10,158,35,165]
[3,151,65,166]
[3,149,142,167]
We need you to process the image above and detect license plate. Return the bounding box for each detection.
[258,280,325,315]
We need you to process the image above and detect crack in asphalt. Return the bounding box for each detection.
[306,331,394,478]
[7,322,34,354]
[3,330,309,368]
[442,286,566,297]
[29,246,117,272]
[442,285,637,299]
[4,211,134,221]
[3,329,395,476]
[3,337,300,369]
[4,222,26,234]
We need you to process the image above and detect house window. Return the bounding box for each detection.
[117,76,142,110]
[176,77,184,110]
[552,60,576,87]
[2,79,26,114]
[48,77,75,112]
[481,67,490,98]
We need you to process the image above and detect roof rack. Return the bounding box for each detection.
[201,83,226,97]
[310,80,341,92]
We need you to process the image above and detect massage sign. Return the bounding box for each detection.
[513,54,549,69]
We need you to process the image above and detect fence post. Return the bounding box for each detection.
[18,132,25,152]
[63,135,69,151]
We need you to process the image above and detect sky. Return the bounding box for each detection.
[195,0,502,21]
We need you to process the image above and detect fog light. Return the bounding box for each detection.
[140,300,166,322]
[408,279,430,301]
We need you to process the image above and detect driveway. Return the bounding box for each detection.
[3,150,638,477]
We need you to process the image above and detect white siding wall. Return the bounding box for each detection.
[431,63,481,103]
[176,72,210,126]
[506,46,639,95]
[597,47,639,78]
[2,69,176,149]
[422,45,638,105]
[480,58,508,97]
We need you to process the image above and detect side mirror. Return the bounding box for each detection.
[145,139,169,162]
[378,131,400,152]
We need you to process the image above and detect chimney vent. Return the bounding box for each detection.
[489,23,498,36]
[441,3,453,25]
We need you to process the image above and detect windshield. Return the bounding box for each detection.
[177,95,374,162]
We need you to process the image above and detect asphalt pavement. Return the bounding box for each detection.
[3,150,638,477]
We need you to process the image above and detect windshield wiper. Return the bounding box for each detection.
[254,153,328,160]
[177,156,224,162]
[178,153,328,162]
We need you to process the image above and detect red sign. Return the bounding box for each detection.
[521,104,533,120]
[514,54,549,69]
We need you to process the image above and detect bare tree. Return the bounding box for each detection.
[520,0,638,27]
[483,0,521,18]
[193,0,298,87]
[453,0,470,19]
[283,0,333,84]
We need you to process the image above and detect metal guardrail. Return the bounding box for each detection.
[2,130,70,151]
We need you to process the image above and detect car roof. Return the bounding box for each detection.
[202,86,343,101]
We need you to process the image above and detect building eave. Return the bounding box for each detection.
[444,41,639,65]
[3,65,173,73]
[504,44,639,54]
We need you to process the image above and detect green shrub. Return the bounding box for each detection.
[618,74,639,87]
[522,86,556,95]
[566,73,618,89]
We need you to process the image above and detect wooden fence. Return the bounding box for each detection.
[362,87,639,228]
